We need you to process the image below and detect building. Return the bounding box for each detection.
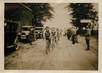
[5,3,33,32]
[4,3,33,56]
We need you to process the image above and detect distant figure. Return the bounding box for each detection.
[51,28,57,48]
[56,28,60,41]
[66,28,72,40]
[71,26,78,44]
[85,25,91,50]
[44,27,51,54]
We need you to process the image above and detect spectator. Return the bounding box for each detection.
[85,25,91,50]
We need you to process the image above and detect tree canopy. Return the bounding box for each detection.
[67,3,98,28]
[30,3,54,27]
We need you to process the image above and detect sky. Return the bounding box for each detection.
[43,3,72,31]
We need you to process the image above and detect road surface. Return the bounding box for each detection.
[5,36,98,70]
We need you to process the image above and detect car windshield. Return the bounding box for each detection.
[22,27,31,31]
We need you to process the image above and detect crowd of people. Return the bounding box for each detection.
[65,24,92,51]
[16,24,92,54]
[44,24,92,54]
[31,24,92,54]
[44,26,62,54]
[65,26,79,44]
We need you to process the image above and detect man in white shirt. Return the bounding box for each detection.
[85,24,91,50]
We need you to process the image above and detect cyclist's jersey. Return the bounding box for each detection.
[86,28,91,36]
[51,31,56,37]
[45,30,50,40]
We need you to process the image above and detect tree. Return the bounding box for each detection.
[30,3,54,27]
[67,3,98,29]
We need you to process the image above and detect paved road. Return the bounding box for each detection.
[5,36,98,70]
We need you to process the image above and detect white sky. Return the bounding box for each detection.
[43,3,72,31]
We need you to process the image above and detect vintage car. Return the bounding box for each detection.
[5,22,17,56]
[18,26,34,42]
[34,27,43,39]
